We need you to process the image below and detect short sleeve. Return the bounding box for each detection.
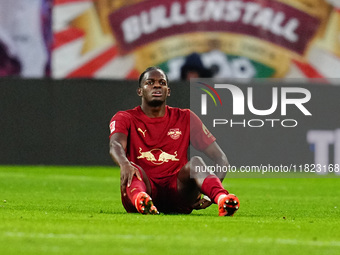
[190,110,216,151]
[109,111,131,138]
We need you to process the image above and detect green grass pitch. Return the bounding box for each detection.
[0,165,339,255]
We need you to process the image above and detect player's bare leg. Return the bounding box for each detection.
[177,156,205,206]
[177,156,239,216]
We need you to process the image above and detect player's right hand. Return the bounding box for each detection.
[120,162,143,197]
[192,194,212,210]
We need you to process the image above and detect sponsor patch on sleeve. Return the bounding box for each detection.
[109,121,116,133]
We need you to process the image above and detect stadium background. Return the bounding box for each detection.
[1,1,340,255]
[0,0,339,172]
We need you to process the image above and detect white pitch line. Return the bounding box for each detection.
[220,237,340,247]
[3,232,340,247]
[0,172,113,182]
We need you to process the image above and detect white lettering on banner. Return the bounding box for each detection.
[242,2,259,23]
[202,0,226,21]
[307,129,340,175]
[171,2,187,25]
[187,0,203,23]
[121,0,300,43]
[122,16,140,43]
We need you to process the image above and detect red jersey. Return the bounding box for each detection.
[109,106,215,181]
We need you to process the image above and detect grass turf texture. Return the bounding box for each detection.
[0,166,339,255]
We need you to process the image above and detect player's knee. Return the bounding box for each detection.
[190,156,205,166]
[180,156,206,180]
[189,156,206,178]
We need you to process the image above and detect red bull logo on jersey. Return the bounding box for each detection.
[137,147,179,165]
[167,128,182,140]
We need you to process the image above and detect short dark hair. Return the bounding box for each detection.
[138,66,169,87]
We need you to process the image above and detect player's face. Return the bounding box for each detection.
[138,69,170,106]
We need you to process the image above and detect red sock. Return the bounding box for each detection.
[200,175,229,204]
[126,176,147,205]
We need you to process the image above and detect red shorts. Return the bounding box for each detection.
[121,165,193,214]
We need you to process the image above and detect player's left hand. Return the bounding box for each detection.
[192,195,212,210]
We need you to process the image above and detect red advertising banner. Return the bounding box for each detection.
[109,0,320,55]
[52,0,340,82]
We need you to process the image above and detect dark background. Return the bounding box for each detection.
[0,78,189,165]
[1,78,339,167]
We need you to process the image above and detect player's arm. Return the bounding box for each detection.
[202,141,229,181]
[189,111,229,181]
[109,133,142,197]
